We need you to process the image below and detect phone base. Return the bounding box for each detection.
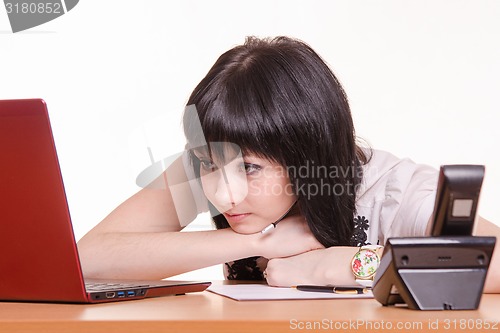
[372,236,496,310]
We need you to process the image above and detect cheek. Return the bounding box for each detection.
[247,178,276,198]
[247,176,293,199]
[200,174,217,201]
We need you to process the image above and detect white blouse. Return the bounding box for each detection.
[354,149,438,246]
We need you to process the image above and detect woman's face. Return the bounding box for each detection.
[193,147,297,234]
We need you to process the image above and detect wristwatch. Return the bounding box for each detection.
[351,245,383,288]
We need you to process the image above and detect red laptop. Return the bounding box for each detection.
[0,99,211,303]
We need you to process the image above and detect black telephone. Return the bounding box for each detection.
[431,165,485,236]
[372,164,496,310]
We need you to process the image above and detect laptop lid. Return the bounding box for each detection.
[0,99,210,303]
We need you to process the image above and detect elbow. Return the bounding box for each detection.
[483,265,500,294]
[76,234,109,279]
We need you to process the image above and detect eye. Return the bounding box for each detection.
[242,163,261,175]
[199,159,217,172]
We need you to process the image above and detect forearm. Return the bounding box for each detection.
[265,247,360,287]
[314,247,362,285]
[78,228,260,280]
[78,183,324,280]
[474,216,500,293]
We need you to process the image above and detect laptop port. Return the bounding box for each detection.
[105,292,115,299]
[127,290,136,297]
[117,291,125,298]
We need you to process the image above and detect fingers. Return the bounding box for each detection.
[264,258,290,287]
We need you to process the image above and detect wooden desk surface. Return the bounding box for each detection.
[1,284,499,333]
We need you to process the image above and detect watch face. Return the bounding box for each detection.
[351,248,380,279]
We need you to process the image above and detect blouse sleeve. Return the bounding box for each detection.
[379,159,438,244]
[357,149,439,245]
[167,151,209,228]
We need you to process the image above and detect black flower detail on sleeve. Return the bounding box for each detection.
[350,215,370,247]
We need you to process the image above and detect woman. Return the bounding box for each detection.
[78,36,500,292]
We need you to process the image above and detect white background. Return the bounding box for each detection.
[1,1,499,280]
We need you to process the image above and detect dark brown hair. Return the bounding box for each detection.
[184,36,369,247]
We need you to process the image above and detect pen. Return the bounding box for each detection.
[294,285,367,295]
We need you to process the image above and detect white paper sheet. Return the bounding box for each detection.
[207,284,374,301]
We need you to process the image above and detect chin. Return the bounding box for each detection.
[230,224,262,235]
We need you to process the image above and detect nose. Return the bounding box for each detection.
[211,166,248,212]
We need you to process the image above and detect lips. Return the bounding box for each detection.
[223,212,251,223]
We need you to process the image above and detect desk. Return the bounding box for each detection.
[1,284,499,333]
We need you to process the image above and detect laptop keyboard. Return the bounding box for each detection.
[85,282,150,292]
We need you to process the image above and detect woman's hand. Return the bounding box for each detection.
[256,214,324,259]
[264,246,360,287]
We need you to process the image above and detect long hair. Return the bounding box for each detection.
[183,36,369,247]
